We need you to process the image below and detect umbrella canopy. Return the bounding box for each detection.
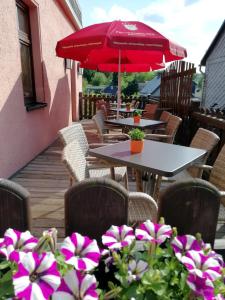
[56,20,187,116]
[56,20,187,66]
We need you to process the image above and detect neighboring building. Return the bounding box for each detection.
[139,74,161,98]
[200,20,225,109]
[86,85,106,94]
[103,85,118,96]
[0,0,82,178]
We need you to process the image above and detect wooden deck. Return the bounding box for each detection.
[10,120,225,242]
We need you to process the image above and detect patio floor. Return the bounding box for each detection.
[10,120,225,242]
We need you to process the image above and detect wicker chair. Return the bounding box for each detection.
[58,123,108,162]
[145,114,182,143]
[92,111,129,143]
[158,178,221,246]
[160,110,171,123]
[195,144,225,206]
[0,178,31,236]
[65,177,158,243]
[142,103,159,119]
[62,140,128,188]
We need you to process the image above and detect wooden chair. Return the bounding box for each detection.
[0,179,31,236]
[158,178,221,247]
[62,140,128,188]
[142,103,159,119]
[92,111,129,143]
[65,178,158,244]
[145,114,182,143]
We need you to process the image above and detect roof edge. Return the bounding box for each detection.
[200,20,225,66]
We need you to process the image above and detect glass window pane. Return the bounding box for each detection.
[17,5,30,35]
[20,43,35,101]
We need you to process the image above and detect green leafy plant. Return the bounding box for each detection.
[133,109,142,116]
[128,128,145,140]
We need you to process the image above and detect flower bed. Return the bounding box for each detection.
[0,219,224,299]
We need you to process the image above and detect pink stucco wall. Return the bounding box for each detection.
[0,0,82,178]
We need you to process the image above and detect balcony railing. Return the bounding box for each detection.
[66,0,82,27]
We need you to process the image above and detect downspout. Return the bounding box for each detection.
[199,64,206,108]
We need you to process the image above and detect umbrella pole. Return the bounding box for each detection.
[117,49,121,119]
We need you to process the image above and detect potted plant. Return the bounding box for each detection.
[126,102,131,110]
[129,128,145,153]
[133,109,142,123]
[0,221,224,300]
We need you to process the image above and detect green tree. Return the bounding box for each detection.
[91,72,108,86]
[123,77,139,96]
[83,69,95,83]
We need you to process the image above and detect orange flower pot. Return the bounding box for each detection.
[130,140,144,153]
[133,116,141,123]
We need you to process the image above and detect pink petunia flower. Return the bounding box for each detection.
[135,220,172,244]
[60,232,100,271]
[52,269,98,300]
[186,273,215,300]
[1,229,38,262]
[181,250,222,281]
[102,225,135,250]
[13,252,61,300]
[171,235,202,261]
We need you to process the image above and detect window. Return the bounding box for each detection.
[16,0,36,105]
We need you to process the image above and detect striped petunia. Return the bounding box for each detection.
[60,233,100,271]
[127,259,148,282]
[13,252,61,300]
[2,229,38,262]
[0,238,8,258]
[186,273,215,300]
[135,220,172,245]
[171,235,202,261]
[102,225,135,250]
[52,269,98,300]
[181,250,222,281]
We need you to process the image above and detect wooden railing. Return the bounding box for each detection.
[78,93,159,120]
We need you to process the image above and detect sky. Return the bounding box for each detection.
[79,0,225,69]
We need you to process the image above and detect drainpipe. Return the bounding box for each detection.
[199,64,205,108]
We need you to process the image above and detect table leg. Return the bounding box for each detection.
[152,175,162,203]
[135,170,143,192]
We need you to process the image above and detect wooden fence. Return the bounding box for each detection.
[78,93,158,120]
[160,61,196,116]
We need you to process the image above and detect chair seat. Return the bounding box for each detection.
[89,166,127,182]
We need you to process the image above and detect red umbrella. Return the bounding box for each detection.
[56,20,187,115]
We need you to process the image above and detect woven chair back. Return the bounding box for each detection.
[158,178,220,246]
[65,178,129,244]
[160,111,171,122]
[210,144,225,192]
[142,103,158,119]
[58,123,89,156]
[92,111,105,142]
[165,114,182,143]
[0,179,31,236]
[62,140,89,182]
[188,128,220,177]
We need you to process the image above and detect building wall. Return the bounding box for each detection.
[0,0,82,178]
[204,29,225,108]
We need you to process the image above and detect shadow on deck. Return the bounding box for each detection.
[11,120,225,242]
